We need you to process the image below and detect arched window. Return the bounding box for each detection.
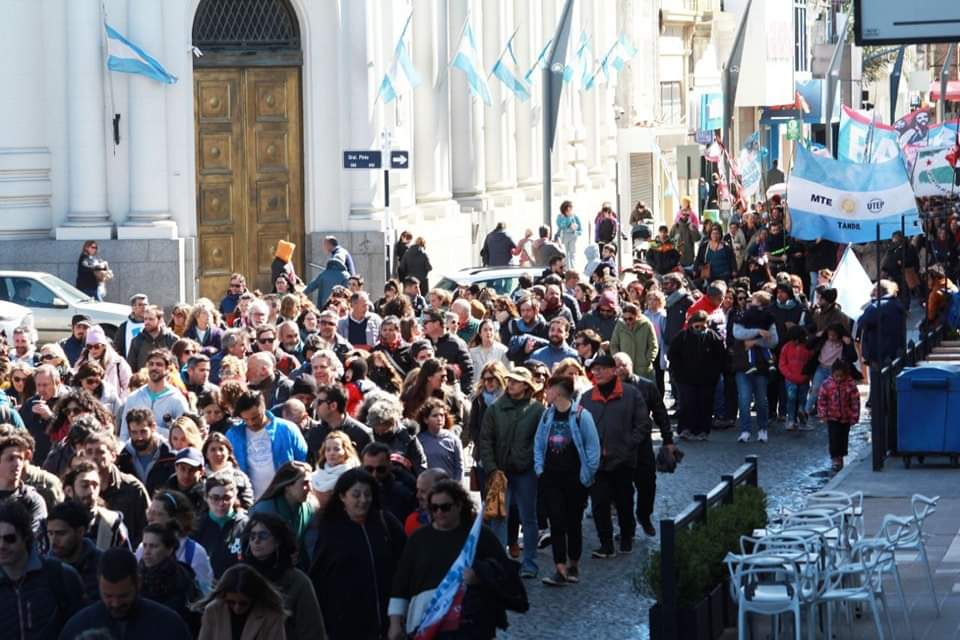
[193,0,300,65]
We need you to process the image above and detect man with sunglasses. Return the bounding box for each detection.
[360,441,416,524]
[421,309,474,393]
[0,500,86,640]
[307,384,373,465]
[126,305,177,372]
[218,273,247,326]
[253,325,300,377]
[118,350,189,441]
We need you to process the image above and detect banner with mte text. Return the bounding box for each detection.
[787,144,920,243]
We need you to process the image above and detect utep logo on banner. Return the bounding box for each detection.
[787,144,920,244]
[838,106,900,163]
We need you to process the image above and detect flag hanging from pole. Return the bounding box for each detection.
[451,21,492,106]
[524,38,552,84]
[376,13,421,104]
[829,245,874,321]
[105,23,177,84]
[492,33,531,102]
[413,512,483,640]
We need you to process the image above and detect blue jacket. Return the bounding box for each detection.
[1,552,86,640]
[530,342,579,371]
[226,411,308,475]
[858,295,907,364]
[533,403,601,487]
[59,598,191,640]
[303,258,349,308]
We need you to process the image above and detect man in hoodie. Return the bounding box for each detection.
[116,408,176,495]
[303,255,349,308]
[113,293,148,358]
[118,350,189,441]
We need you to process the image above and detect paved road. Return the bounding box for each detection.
[500,408,872,639]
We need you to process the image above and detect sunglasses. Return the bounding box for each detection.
[257,337,276,344]
[40,353,57,361]
[81,377,101,385]
[0,533,19,544]
[207,494,235,503]
[429,502,455,513]
[319,320,337,326]
[363,465,388,475]
[248,531,272,542]
[65,406,84,416]
[482,376,497,383]
[12,376,26,383]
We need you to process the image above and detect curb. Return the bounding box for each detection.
[821,448,868,492]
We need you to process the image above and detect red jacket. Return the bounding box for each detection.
[816,376,860,425]
[778,341,814,384]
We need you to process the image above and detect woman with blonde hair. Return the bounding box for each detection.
[279,294,301,324]
[309,432,359,510]
[170,415,205,451]
[552,357,592,399]
[185,300,224,356]
[171,303,191,337]
[36,343,72,384]
[218,355,247,385]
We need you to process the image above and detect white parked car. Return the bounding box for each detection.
[433,266,544,296]
[0,300,34,342]
[0,271,131,343]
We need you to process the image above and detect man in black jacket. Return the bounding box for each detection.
[579,355,649,556]
[84,432,150,546]
[307,384,374,464]
[360,442,417,524]
[422,309,474,393]
[46,500,103,602]
[116,409,175,495]
[59,547,191,640]
[614,352,674,536]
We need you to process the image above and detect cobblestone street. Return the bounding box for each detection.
[501,412,872,639]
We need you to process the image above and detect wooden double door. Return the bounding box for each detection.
[194,67,304,299]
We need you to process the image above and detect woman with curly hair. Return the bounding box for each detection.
[48,389,116,448]
[415,398,463,480]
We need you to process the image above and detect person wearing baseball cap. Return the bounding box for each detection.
[167,447,206,517]
[477,366,545,578]
[60,314,93,366]
[580,349,656,555]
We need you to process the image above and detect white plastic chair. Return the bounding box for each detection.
[725,552,803,640]
[818,541,894,640]
[804,490,864,542]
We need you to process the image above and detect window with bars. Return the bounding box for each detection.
[660,81,683,125]
[192,0,300,51]
[795,0,808,72]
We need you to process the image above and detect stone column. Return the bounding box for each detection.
[56,0,112,239]
[514,1,543,190]
[449,0,485,198]
[344,0,385,217]
[412,0,452,204]
[482,0,517,192]
[118,0,176,239]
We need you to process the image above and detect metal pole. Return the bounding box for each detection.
[722,0,752,196]
[889,46,906,125]
[939,44,956,123]
[543,68,552,228]
[660,519,677,640]
[824,12,850,156]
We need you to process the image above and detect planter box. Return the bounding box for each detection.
[709,584,725,637]
[649,596,713,640]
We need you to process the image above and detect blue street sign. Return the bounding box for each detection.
[390,150,410,169]
[343,150,382,169]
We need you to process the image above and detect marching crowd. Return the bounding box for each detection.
[0,192,951,639]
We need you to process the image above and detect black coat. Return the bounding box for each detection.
[60,598,191,640]
[308,511,406,640]
[857,296,907,365]
[430,332,475,393]
[193,511,248,579]
[397,244,432,292]
[305,416,374,465]
[668,328,727,386]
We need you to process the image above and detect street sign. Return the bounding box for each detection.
[390,150,410,169]
[343,150,382,169]
[676,145,702,180]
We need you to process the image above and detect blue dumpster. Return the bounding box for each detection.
[896,365,960,454]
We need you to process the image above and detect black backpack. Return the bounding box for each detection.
[597,217,617,243]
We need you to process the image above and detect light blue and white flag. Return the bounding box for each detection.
[524,39,552,84]
[377,13,421,104]
[105,23,177,84]
[837,105,900,163]
[564,31,590,89]
[451,22,492,106]
[787,143,921,244]
[491,33,530,102]
[603,33,636,80]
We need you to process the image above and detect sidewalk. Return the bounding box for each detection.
[817,454,960,639]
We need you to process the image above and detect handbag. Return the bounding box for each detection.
[469,466,481,492]
[698,262,712,280]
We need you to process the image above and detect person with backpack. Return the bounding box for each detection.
[0,500,86,640]
[858,279,907,369]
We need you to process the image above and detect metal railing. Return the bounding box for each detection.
[657,455,759,640]
[871,326,945,470]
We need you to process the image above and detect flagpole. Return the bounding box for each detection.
[487,27,520,80]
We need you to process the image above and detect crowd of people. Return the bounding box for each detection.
[0,191,950,639]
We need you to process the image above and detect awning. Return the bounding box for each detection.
[929,80,960,101]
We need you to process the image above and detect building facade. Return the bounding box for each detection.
[0,0,637,306]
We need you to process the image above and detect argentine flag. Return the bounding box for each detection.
[524,39,552,84]
[377,14,421,104]
[492,35,530,102]
[564,31,590,89]
[787,143,920,244]
[451,22,492,106]
[105,23,177,84]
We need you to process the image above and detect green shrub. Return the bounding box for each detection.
[642,484,768,608]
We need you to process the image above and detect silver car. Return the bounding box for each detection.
[0,271,130,343]
[433,266,545,296]
[0,300,34,342]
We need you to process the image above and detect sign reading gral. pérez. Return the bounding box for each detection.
[787,143,921,243]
